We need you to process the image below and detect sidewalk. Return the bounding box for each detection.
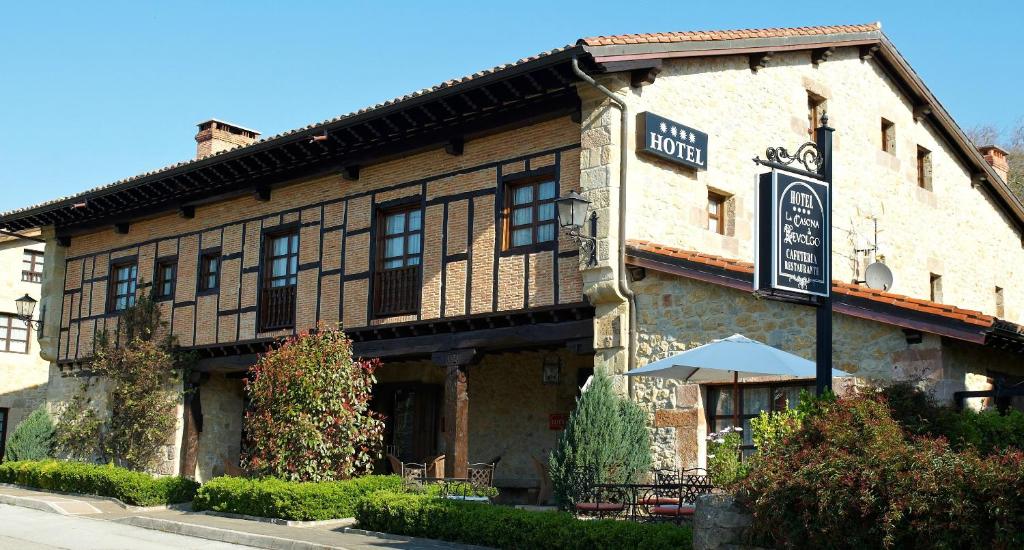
[0,484,481,550]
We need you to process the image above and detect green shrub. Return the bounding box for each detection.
[706,428,747,487]
[193,474,403,521]
[3,407,55,461]
[354,490,692,550]
[549,371,651,509]
[243,326,385,482]
[738,394,1024,549]
[0,460,198,506]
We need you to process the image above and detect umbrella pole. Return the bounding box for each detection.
[732,371,739,429]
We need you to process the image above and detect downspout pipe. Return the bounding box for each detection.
[571,57,638,399]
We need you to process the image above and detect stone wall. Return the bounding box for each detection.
[631,270,1024,470]
[0,234,49,452]
[620,48,1023,324]
[194,372,245,482]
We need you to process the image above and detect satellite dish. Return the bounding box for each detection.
[865,262,894,291]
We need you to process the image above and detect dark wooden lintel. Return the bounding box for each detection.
[431,348,477,367]
[749,51,773,72]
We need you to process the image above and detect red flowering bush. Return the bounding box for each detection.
[738,394,1024,549]
[242,326,385,481]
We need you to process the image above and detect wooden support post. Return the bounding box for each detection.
[178,376,204,479]
[435,349,474,479]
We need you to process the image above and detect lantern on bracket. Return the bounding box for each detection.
[554,190,597,266]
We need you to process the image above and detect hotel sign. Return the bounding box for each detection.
[755,169,830,297]
[637,112,708,171]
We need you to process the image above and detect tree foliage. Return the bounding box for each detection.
[549,371,651,509]
[242,326,385,482]
[3,407,55,461]
[52,293,184,471]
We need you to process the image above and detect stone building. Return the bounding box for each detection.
[0,230,48,459]
[0,22,1022,484]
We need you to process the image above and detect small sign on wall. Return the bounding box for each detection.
[755,169,831,297]
[637,112,709,171]
[549,413,568,431]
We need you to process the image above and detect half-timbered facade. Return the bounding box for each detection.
[3,22,1024,487]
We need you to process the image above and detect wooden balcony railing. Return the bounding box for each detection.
[374,265,420,317]
[260,285,296,331]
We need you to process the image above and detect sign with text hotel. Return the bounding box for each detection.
[755,169,831,297]
[637,112,708,171]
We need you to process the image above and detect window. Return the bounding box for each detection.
[996,286,1005,318]
[198,250,220,292]
[707,382,814,454]
[881,118,895,153]
[930,273,943,303]
[374,207,422,316]
[807,92,826,141]
[0,314,28,353]
[707,192,727,234]
[108,261,138,312]
[917,146,932,190]
[22,250,43,283]
[154,259,176,300]
[259,231,298,330]
[505,177,557,250]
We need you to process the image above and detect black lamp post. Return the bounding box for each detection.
[554,190,597,266]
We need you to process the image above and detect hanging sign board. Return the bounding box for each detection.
[637,112,708,171]
[755,169,830,297]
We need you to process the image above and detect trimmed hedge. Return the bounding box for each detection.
[0,460,198,506]
[355,490,693,550]
[193,475,404,521]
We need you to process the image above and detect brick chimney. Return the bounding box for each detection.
[979,145,1010,182]
[195,119,260,159]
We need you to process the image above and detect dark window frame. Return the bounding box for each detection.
[930,272,943,303]
[807,92,826,142]
[706,381,815,453]
[881,118,896,154]
[258,227,299,331]
[916,146,932,190]
[107,259,138,313]
[197,248,221,294]
[0,313,28,354]
[21,249,43,283]
[154,257,177,301]
[373,205,423,317]
[502,174,559,253]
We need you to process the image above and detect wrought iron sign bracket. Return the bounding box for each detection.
[752,114,830,180]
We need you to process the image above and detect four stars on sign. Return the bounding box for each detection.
[659,121,697,143]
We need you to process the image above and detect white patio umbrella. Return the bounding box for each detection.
[625,333,849,383]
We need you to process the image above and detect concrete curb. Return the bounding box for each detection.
[0,483,191,512]
[198,509,356,528]
[116,515,351,550]
[0,493,65,515]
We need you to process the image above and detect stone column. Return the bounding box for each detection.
[37,226,66,364]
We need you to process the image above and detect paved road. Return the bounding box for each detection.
[0,504,257,550]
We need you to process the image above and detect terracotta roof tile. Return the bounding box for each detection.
[580,23,881,47]
[626,239,994,328]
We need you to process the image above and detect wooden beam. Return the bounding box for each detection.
[443,363,469,478]
[56,235,71,247]
[444,137,464,156]
[811,47,835,66]
[749,51,773,72]
[972,173,987,189]
[342,165,360,181]
[114,222,129,234]
[253,186,272,202]
[598,58,662,74]
[630,66,662,88]
[859,44,880,61]
[178,205,195,219]
[913,104,932,122]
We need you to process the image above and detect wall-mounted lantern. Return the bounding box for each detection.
[554,190,597,266]
[15,293,42,338]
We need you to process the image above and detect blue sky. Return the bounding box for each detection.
[1,1,1020,212]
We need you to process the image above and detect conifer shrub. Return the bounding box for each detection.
[3,407,55,461]
[549,371,651,509]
